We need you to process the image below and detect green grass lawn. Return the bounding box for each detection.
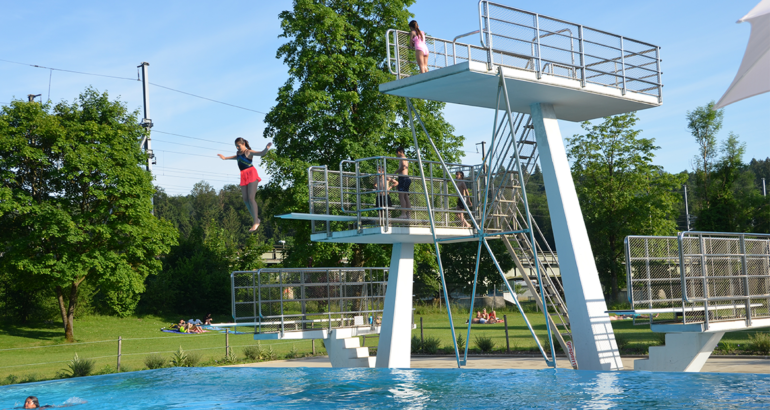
[0,313,320,384]
[1,305,767,385]
[405,304,768,356]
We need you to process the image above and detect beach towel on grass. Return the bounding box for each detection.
[161,329,207,334]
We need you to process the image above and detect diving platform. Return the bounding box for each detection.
[379,61,659,122]
[624,232,770,371]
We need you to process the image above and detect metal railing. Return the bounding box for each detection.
[625,232,770,329]
[231,268,389,334]
[386,1,662,101]
[309,156,513,235]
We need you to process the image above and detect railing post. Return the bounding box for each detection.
[355,161,362,232]
[394,30,401,79]
[280,271,285,335]
[420,317,424,345]
[504,315,510,352]
[534,14,543,79]
[620,36,627,95]
[740,234,752,328]
[579,25,586,87]
[324,167,331,237]
[226,329,230,357]
[656,46,662,103]
[117,336,122,372]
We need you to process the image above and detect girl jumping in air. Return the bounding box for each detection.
[218,138,272,232]
[409,20,429,73]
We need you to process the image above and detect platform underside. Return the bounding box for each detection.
[379,61,660,122]
[310,226,476,244]
[252,326,383,341]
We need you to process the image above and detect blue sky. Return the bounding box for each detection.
[2,1,768,197]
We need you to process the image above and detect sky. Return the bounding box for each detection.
[1,0,768,197]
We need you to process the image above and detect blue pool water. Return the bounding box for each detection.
[1,367,769,409]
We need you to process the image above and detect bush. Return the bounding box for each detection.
[243,345,263,361]
[422,337,442,354]
[717,341,736,355]
[286,344,300,359]
[2,375,19,386]
[749,332,770,355]
[63,353,95,377]
[411,335,423,353]
[145,353,166,369]
[185,352,202,367]
[474,335,495,353]
[21,373,41,383]
[170,346,188,367]
[456,333,466,352]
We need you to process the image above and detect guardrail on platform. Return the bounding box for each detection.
[625,232,770,329]
[386,1,662,101]
[308,156,523,235]
[231,268,389,334]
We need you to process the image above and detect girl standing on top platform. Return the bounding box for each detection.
[409,20,429,73]
[218,138,272,232]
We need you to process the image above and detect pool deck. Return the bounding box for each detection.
[229,355,770,374]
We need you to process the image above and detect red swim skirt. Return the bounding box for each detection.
[240,167,261,186]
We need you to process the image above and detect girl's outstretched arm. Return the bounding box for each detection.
[250,142,273,157]
[218,154,236,160]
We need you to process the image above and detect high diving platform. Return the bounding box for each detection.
[232,1,669,371]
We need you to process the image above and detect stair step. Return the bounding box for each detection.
[342,338,360,349]
[347,346,370,359]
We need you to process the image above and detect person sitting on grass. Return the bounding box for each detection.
[170,319,186,331]
[204,313,213,325]
[488,310,504,324]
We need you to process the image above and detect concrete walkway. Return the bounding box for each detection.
[230,355,770,374]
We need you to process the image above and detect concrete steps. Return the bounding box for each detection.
[325,328,375,368]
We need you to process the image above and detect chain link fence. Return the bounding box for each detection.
[232,268,389,335]
[625,232,770,329]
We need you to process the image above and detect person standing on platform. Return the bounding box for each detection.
[218,138,272,232]
[395,147,412,220]
[455,170,472,228]
[409,20,429,73]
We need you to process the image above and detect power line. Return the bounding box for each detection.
[153,130,234,147]
[152,138,227,152]
[149,83,268,115]
[155,149,220,159]
[155,165,234,178]
[0,59,267,115]
[0,58,137,81]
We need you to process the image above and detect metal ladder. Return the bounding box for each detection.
[486,113,574,360]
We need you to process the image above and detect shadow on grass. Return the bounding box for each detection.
[0,321,63,342]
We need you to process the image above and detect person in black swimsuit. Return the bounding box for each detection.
[217,138,272,232]
[395,147,412,220]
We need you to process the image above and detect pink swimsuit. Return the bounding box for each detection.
[412,31,429,54]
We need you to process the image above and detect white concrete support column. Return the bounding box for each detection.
[635,332,724,372]
[530,102,623,371]
[375,242,415,368]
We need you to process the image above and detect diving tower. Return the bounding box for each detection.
[623,232,770,372]
[373,1,665,371]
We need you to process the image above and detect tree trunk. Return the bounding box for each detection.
[56,282,80,343]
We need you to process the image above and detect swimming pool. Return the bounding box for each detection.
[1,367,769,409]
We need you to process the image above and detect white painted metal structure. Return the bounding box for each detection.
[375,1,666,371]
[624,232,770,371]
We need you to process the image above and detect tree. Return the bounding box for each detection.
[0,90,178,341]
[440,240,513,297]
[687,101,724,206]
[695,134,766,232]
[261,0,464,272]
[567,113,685,300]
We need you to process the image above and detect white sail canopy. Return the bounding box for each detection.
[715,0,770,109]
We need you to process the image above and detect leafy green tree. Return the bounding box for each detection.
[567,113,685,300]
[687,101,724,206]
[261,0,464,272]
[695,134,767,232]
[0,90,178,341]
[440,240,514,297]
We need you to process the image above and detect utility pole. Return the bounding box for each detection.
[138,62,155,213]
[763,178,766,197]
[684,184,691,231]
[475,141,486,161]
